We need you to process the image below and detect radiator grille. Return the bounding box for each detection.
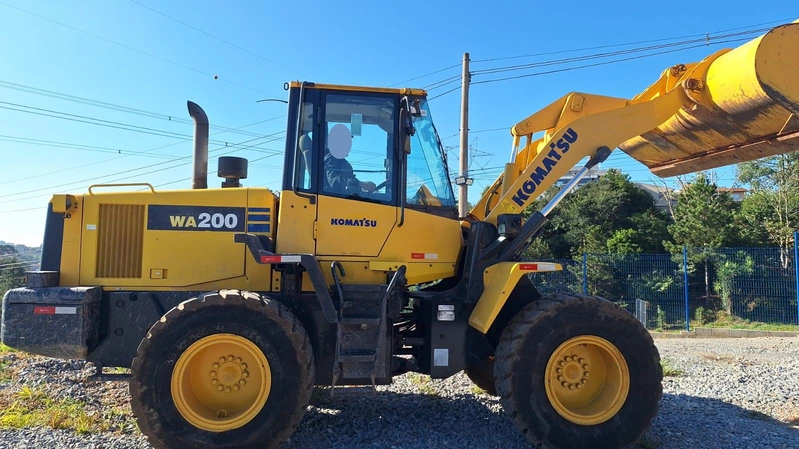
[95,204,144,278]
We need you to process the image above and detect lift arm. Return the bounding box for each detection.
[470,21,799,225]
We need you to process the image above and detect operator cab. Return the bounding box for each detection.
[281,81,457,217]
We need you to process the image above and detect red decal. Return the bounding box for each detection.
[411,253,425,259]
[261,255,281,263]
[34,306,56,315]
[519,264,538,271]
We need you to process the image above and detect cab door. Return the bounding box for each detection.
[314,91,399,257]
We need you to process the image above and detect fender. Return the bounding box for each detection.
[469,261,561,333]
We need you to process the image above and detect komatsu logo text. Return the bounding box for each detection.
[511,128,579,207]
[331,218,378,227]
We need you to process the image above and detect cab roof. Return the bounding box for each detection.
[288,81,427,97]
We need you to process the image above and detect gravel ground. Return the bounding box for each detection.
[1,336,797,449]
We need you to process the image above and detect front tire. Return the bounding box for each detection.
[130,289,315,449]
[494,293,662,449]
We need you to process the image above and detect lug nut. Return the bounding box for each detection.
[557,375,564,382]
[556,368,562,374]
[568,384,576,390]
[211,379,218,385]
[236,357,242,364]
[584,372,590,379]
[233,385,240,392]
[225,387,231,393]
[210,371,217,378]
[212,363,219,369]
[581,379,587,384]
[564,356,572,362]
[239,379,246,386]
[217,385,223,392]
[583,364,589,370]
[241,363,247,370]
[227,355,234,362]
[219,357,226,364]
[561,381,569,388]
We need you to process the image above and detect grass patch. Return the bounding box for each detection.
[0,344,16,354]
[660,359,684,377]
[470,384,485,395]
[0,386,109,434]
[691,312,798,331]
[0,360,15,382]
[407,372,438,396]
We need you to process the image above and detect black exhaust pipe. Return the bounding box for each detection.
[187,101,209,189]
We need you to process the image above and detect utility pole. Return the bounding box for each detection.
[457,52,471,219]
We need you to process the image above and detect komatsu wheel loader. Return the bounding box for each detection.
[3,21,799,449]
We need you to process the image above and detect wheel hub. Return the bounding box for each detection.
[171,334,271,432]
[211,356,249,393]
[544,335,629,426]
[556,354,589,390]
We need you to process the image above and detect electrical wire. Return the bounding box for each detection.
[127,0,310,79]
[471,37,754,86]
[0,117,283,186]
[471,17,794,63]
[0,1,269,95]
[390,63,461,87]
[471,27,774,76]
[0,132,284,203]
[428,86,460,101]
[0,79,270,138]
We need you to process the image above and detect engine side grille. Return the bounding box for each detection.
[95,204,144,278]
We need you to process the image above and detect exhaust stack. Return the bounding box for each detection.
[187,101,209,189]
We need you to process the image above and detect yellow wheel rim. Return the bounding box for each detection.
[544,335,629,426]
[171,333,271,432]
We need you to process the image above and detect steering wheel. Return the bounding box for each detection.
[372,179,390,192]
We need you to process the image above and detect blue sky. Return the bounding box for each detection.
[0,0,796,246]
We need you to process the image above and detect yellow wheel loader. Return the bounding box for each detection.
[3,21,799,449]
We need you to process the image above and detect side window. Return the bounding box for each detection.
[406,100,456,208]
[296,101,315,191]
[321,94,396,204]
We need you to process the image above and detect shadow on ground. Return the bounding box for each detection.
[282,390,798,449]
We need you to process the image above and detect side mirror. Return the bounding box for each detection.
[400,108,415,155]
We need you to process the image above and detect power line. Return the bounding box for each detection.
[127,0,309,79]
[0,135,180,160]
[0,1,269,95]
[0,79,270,138]
[0,132,284,203]
[428,86,461,101]
[0,100,281,149]
[471,27,775,77]
[470,37,754,86]
[0,117,283,186]
[389,63,461,87]
[423,75,461,91]
[471,17,794,63]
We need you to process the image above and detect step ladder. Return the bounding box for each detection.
[330,263,405,396]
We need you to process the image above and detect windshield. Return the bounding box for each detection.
[406,99,456,208]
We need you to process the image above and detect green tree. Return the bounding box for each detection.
[526,170,671,258]
[736,154,799,268]
[0,246,27,297]
[664,172,738,307]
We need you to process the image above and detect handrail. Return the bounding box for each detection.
[88,183,156,194]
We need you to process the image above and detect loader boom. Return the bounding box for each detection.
[472,21,799,225]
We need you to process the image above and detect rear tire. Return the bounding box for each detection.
[130,289,314,449]
[464,357,497,395]
[494,293,662,449]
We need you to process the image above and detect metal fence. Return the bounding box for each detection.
[527,232,799,331]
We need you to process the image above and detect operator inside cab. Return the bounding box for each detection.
[323,123,376,195]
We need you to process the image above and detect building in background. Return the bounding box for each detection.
[554,167,607,188]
